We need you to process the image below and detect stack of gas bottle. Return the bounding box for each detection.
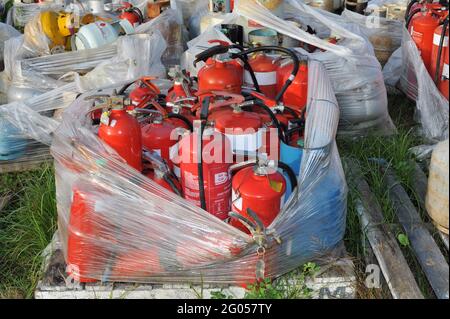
[68,42,309,282]
[405,0,449,100]
[23,1,155,52]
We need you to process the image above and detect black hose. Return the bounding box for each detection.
[167,113,193,131]
[406,7,422,29]
[405,0,419,21]
[197,97,210,211]
[118,81,134,95]
[253,100,286,144]
[278,161,298,191]
[236,46,300,103]
[284,127,304,145]
[435,18,449,84]
[163,174,183,197]
[282,106,299,119]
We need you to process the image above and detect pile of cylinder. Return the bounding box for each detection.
[67,41,309,282]
[406,0,449,100]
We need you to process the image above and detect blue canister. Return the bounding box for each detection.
[0,116,27,161]
[280,141,303,201]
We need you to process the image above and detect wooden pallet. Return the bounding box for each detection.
[0,152,53,174]
[35,232,356,299]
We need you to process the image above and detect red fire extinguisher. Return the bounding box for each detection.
[229,159,286,234]
[276,59,308,114]
[140,111,184,170]
[194,42,244,95]
[245,52,280,99]
[128,77,162,109]
[95,95,143,172]
[67,184,112,283]
[407,2,446,72]
[176,98,233,220]
[431,17,449,100]
[118,2,144,27]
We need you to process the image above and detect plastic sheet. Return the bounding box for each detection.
[1,59,347,284]
[235,0,394,135]
[136,8,187,68]
[12,0,63,29]
[0,32,166,162]
[340,9,402,66]
[398,28,448,142]
[0,22,20,67]
[2,7,184,104]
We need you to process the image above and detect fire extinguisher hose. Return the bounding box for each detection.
[235,46,300,103]
[118,81,135,95]
[167,113,194,132]
[254,100,287,144]
[278,161,298,191]
[197,97,211,211]
[282,106,300,119]
[435,18,449,84]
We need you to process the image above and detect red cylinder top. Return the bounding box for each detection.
[198,60,243,94]
[98,109,142,172]
[211,108,263,134]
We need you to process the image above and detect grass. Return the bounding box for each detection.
[0,93,444,299]
[0,164,57,298]
[338,94,439,298]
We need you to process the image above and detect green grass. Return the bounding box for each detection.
[338,94,438,298]
[0,164,57,299]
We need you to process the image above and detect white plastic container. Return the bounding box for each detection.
[426,139,449,234]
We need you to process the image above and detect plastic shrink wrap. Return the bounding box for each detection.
[0,59,347,285]
[340,9,403,66]
[0,22,20,67]
[0,32,167,162]
[1,7,184,107]
[397,28,449,142]
[230,0,393,135]
[12,0,63,30]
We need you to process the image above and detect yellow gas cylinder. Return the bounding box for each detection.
[426,139,449,234]
[40,11,67,49]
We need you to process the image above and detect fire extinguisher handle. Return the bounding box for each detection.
[193,45,230,67]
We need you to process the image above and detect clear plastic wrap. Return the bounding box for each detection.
[0,22,20,66]
[136,8,187,68]
[235,0,394,135]
[12,0,63,29]
[2,7,183,104]
[1,59,347,285]
[0,32,166,163]
[340,9,402,66]
[398,28,449,142]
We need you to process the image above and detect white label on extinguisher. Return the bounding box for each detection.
[433,34,449,47]
[231,189,243,211]
[244,71,277,86]
[110,119,117,128]
[214,172,229,186]
[225,130,264,153]
[443,64,449,79]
